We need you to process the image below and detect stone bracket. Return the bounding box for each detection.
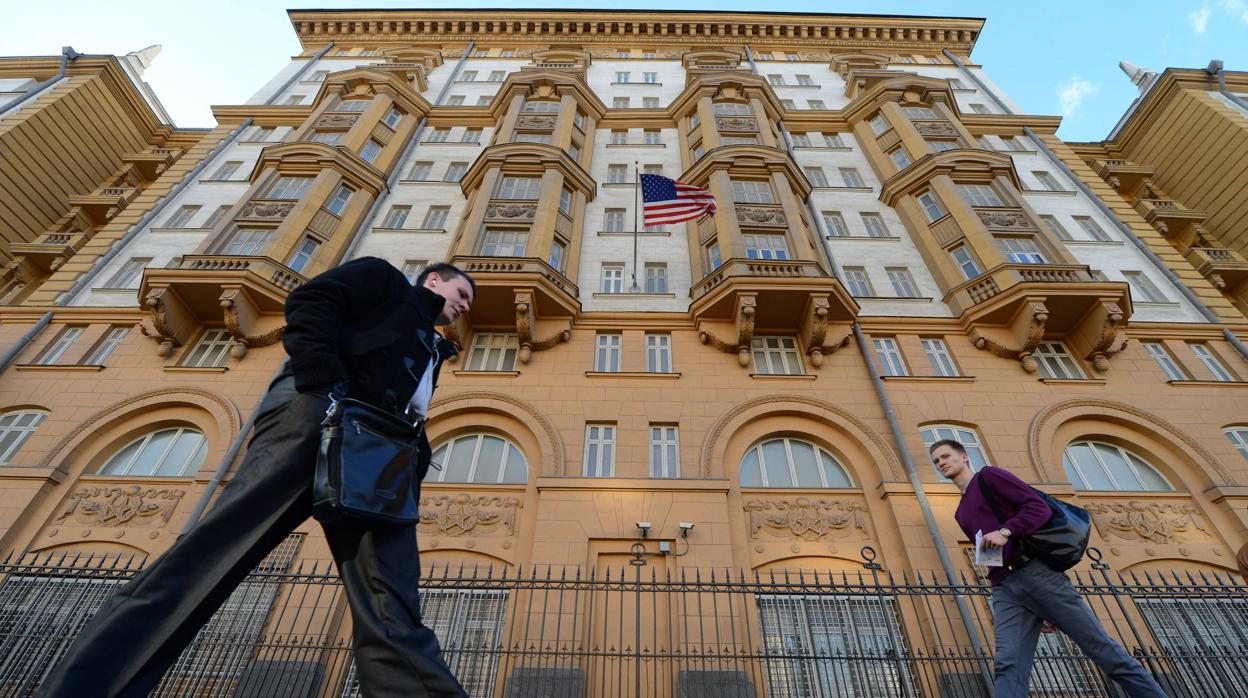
[801,294,852,367]
[515,290,570,364]
[221,287,285,358]
[1075,301,1129,372]
[969,301,1048,373]
[140,286,197,358]
[698,293,756,367]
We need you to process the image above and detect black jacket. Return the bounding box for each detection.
[282,256,459,416]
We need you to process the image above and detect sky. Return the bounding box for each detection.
[5,1,1246,141]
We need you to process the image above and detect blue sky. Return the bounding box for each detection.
[6,1,1245,141]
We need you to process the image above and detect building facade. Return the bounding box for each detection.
[1,9,1247,697]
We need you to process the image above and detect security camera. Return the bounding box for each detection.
[678,522,695,538]
[636,521,651,538]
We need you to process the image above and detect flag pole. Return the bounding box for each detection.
[631,160,640,293]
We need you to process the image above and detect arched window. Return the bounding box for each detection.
[98,427,207,477]
[920,425,991,473]
[1062,441,1173,491]
[0,410,48,465]
[427,434,527,484]
[739,438,853,488]
[1224,427,1248,461]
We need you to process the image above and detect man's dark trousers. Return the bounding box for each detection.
[36,376,467,698]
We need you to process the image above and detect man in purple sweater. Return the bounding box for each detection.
[931,439,1167,698]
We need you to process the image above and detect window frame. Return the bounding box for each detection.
[594,333,622,372]
[583,424,616,477]
[466,333,519,372]
[751,336,803,375]
[920,425,992,473]
[1062,440,1174,492]
[872,337,909,376]
[97,426,208,477]
[739,437,854,488]
[0,410,48,465]
[649,426,680,478]
[920,338,958,377]
[426,433,528,484]
[1032,341,1086,379]
[182,328,234,368]
[1142,342,1186,381]
[600,264,625,294]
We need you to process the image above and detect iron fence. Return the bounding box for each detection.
[0,545,1244,697]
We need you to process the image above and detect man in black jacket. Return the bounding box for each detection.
[38,257,474,698]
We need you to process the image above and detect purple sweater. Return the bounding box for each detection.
[954,466,1053,585]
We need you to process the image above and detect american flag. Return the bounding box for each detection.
[640,174,717,226]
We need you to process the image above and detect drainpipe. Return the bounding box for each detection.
[0,312,54,374]
[942,48,1014,115]
[341,41,475,262]
[1022,126,1248,363]
[55,119,253,306]
[264,42,334,106]
[744,44,993,671]
[0,46,78,120]
[1207,60,1248,113]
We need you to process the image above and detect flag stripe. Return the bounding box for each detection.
[639,173,717,228]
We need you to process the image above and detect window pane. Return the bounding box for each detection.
[129,430,178,476]
[1128,451,1171,490]
[789,441,821,487]
[740,449,763,487]
[761,440,793,487]
[446,437,478,481]
[1068,443,1114,489]
[503,446,526,483]
[475,436,505,483]
[157,431,207,476]
[1093,442,1143,489]
[821,452,852,488]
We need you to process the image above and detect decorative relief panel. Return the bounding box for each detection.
[913,121,958,137]
[745,498,869,542]
[735,205,787,228]
[56,486,186,528]
[515,115,557,130]
[975,209,1034,231]
[418,493,521,536]
[1083,500,1211,544]
[716,117,759,133]
[315,114,359,129]
[237,201,295,220]
[485,202,538,221]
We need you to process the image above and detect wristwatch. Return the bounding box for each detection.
[998,528,1012,538]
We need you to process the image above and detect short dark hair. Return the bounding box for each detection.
[416,262,476,294]
[928,439,966,455]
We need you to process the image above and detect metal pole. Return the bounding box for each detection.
[0,312,54,374]
[0,46,76,120]
[631,160,641,292]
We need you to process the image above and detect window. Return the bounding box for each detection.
[807,99,826,110]
[337,99,370,112]
[381,205,410,229]
[616,50,629,58]
[1123,271,1167,303]
[643,51,657,59]
[970,103,990,114]
[646,333,672,373]
[796,74,814,86]
[615,71,630,83]
[642,164,663,176]
[706,241,722,270]
[1032,170,1063,191]
[183,328,234,368]
[500,50,514,58]
[869,113,890,135]
[1073,216,1112,241]
[803,167,828,187]
[1039,215,1072,241]
[873,337,908,376]
[36,327,83,365]
[790,132,812,147]
[583,424,615,477]
[444,162,468,182]
[325,185,352,216]
[308,70,329,82]
[98,427,208,477]
[267,176,313,200]
[223,229,269,256]
[610,130,628,145]
[594,333,622,372]
[549,238,567,271]
[422,206,450,230]
[950,245,981,279]
[743,233,789,260]
[921,425,991,472]
[713,102,752,116]
[286,238,319,273]
[461,128,482,143]
[921,338,958,376]
[1062,441,1172,491]
[843,267,875,297]
[476,96,493,107]
[886,268,920,297]
[407,161,433,180]
[751,336,803,375]
[1190,343,1235,381]
[822,211,848,237]
[721,136,758,145]
[767,74,784,86]
[917,191,945,221]
[498,176,540,199]
[1143,342,1186,380]
[105,257,151,289]
[84,327,129,366]
[164,205,201,228]
[643,129,661,145]
[643,97,661,109]
[209,161,243,180]
[284,95,305,105]
[999,237,1047,264]
[607,164,629,184]
[360,139,383,163]
[649,426,680,478]
[731,180,774,204]
[0,411,47,465]
[643,72,658,84]
[427,128,451,142]
[1001,135,1027,151]
[1033,342,1085,379]
[780,99,796,110]
[612,97,629,109]
[558,188,573,215]
[401,260,427,283]
[739,438,852,488]
[573,111,585,130]
[600,264,625,293]
[862,213,890,238]
[466,333,519,371]
[514,133,552,144]
[644,263,667,294]
[838,168,866,188]
[603,209,626,232]
[823,133,846,148]
[427,434,527,483]
[382,107,402,129]
[459,70,478,82]
[480,229,527,256]
[902,106,937,119]
[204,205,232,228]
[959,183,1004,207]
[1225,428,1248,461]
[785,52,800,61]
[489,70,505,82]
[567,143,580,161]
[889,148,911,169]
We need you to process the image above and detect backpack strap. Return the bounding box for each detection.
[976,471,1008,527]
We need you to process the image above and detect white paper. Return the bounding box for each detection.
[975,530,1004,567]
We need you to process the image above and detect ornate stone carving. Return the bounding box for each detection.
[744,498,869,541]
[716,117,758,132]
[970,302,1048,373]
[485,203,537,221]
[516,115,557,130]
[1084,302,1129,372]
[419,493,522,536]
[799,51,830,61]
[56,486,185,528]
[801,295,851,367]
[976,210,1033,230]
[1083,501,1210,544]
[221,288,284,351]
[735,205,787,227]
[315,113,359,129]
[514,291,571,364]
[237,201,295,220]
[698,294,757,366]
[913,121,958,137]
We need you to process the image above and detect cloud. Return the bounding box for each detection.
[1057,75,1101,120]
[1189,3,1212,33]
[1218,0,1248,22]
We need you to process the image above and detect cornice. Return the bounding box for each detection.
[318,67,432,116]
[488,69,608,121]
[252,141,387,194]
[459,142,597,199]
[681,143,813,198]
[1093,67,1248,151]
[286,10,984,56]
[667,72,785,123]
[958,114,1063,135]
[211,105,315,126]
[0,307,144,322]
[879,148,1020,205]
[840,73,956,123]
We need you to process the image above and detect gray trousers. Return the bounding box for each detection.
[36,376,467,698]
[991,559,1167,697]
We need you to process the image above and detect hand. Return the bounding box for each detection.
[981,531,1010,550]
[1041,620,1057,634]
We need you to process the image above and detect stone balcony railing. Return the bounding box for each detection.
[1185,246,1248,291]
[68,186,138,224]
[691,258,821,301]
[1135,198,1205,241]
[181,255,307,292]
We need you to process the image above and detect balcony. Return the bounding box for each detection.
[137,256,301,357]
[1135,198,1205,243]
[1094,159,1154,195]
[446,256,579,363]
[68,186,138,224]
[1185,246,1248,291]
[121,148,178,181]
[9,231,83,273]
[691,259,857,367]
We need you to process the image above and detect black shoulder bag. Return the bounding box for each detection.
[312,395,423,526]
[977,473,1092,571]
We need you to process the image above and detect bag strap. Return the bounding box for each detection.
[976,471,1008,527]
